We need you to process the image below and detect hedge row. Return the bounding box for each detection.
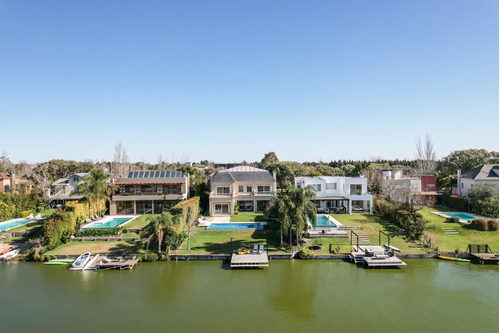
[468,218,499,231]
[171,196,200,231]
[43,199,105,246]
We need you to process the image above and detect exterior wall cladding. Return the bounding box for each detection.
[420,175,437,192]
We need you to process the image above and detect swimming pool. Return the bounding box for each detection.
[81,217,133,229]
[207,223,264,230]
[0,218,38,232]
[308,215,339,229]
[439,212,482,222]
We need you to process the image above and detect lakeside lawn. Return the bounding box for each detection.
[230,213,267,222]
[45,240,146,256]
[176,224,286,255]
[122,215,154,230]
[418,207,499,252]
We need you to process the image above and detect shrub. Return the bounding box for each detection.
[139,252,159,262]
[468,218,488,231]
[297,248,314,259]
[446,216,460,223]
[234,205,239,215]
[486,219,499,231]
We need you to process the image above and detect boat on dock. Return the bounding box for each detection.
[0,248,20,261]
[438,256,470,262]
[69,252,91,270]
[82,254,100,271]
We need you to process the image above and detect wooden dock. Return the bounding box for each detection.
[470,253,499,265]
[349,245,407,268]
[230,251,269,268]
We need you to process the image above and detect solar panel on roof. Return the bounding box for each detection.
[128,171,133,178]
[134,172,139,178]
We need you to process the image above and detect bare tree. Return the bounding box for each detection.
[112,141,130,178]
[415,134,436,175]
[33,163,52,203]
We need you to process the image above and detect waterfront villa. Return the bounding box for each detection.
[49,173,90,208]
[295,176,373,214]
[209,166,276,215]
[457,164,499,197]
[109,171,190,215]
[380,169,441,206]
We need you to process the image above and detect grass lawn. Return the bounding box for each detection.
[310,214,429,254]
[177,223,285,255]
[45,240,146,256]
[418,207,499,253]
[123,215,155,229]
[230,213,267,222]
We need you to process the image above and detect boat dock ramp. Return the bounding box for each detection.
[349,245,407,268]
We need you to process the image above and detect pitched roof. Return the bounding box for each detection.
[461,164,499,180]
[116,170,187,184]
[0,172,10,180]
[211,166,275,183]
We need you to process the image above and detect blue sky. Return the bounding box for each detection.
[0,0,498,164]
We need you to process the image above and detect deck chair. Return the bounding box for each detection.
[35,214,42,219]
[27,214,34,219]
[259,244,265,253]
[253,245,259,253]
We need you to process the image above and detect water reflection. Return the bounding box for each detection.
[268,261,318,321]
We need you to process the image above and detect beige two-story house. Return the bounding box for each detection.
[209,166,276,215]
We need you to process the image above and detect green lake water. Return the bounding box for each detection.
[0,259,498,333]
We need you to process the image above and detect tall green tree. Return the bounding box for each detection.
[259,152,279,169]
[266,186,317,250]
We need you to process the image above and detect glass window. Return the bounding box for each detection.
[257,185,271,193]
[216,187,230,194]
[141,185,153,194]
[136,201,145,214]
[237,201,253,212]
[256,200,269,212]
[144,201,152,214]
[126,186,135,194]
[117,202,125,214]
[154,201,163,214]
[238,185,244,192]
[125,202,134,214]
[312,184,321,191]
[326,183,337,190]
[350,184,362,195]
[246,186,252,192]
[215,204,229,214]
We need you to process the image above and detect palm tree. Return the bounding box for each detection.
[141,212,179,254]
[266,186,317,251]
[75,176,95,219]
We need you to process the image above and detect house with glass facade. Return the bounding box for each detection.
[295,176,373,214]
[109,171,189,215]
[209,166,276,215]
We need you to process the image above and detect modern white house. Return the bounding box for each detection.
[380,169,440,205]
[295,176,373,214]
[457,164,499,197]
[49,173,90,208]
[209,166,276,215]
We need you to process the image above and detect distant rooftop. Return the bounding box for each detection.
[127,171,182,178]
[212,166,275,182]
[461,164,499,180]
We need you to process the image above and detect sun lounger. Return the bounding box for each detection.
[253,245,259,253]
[27,214,34,219]
[259,244,264,252]
[35,214,42,219]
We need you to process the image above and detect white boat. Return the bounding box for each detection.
[0,248,20,261]
[82,254,100,271]
[69,252,91,270]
